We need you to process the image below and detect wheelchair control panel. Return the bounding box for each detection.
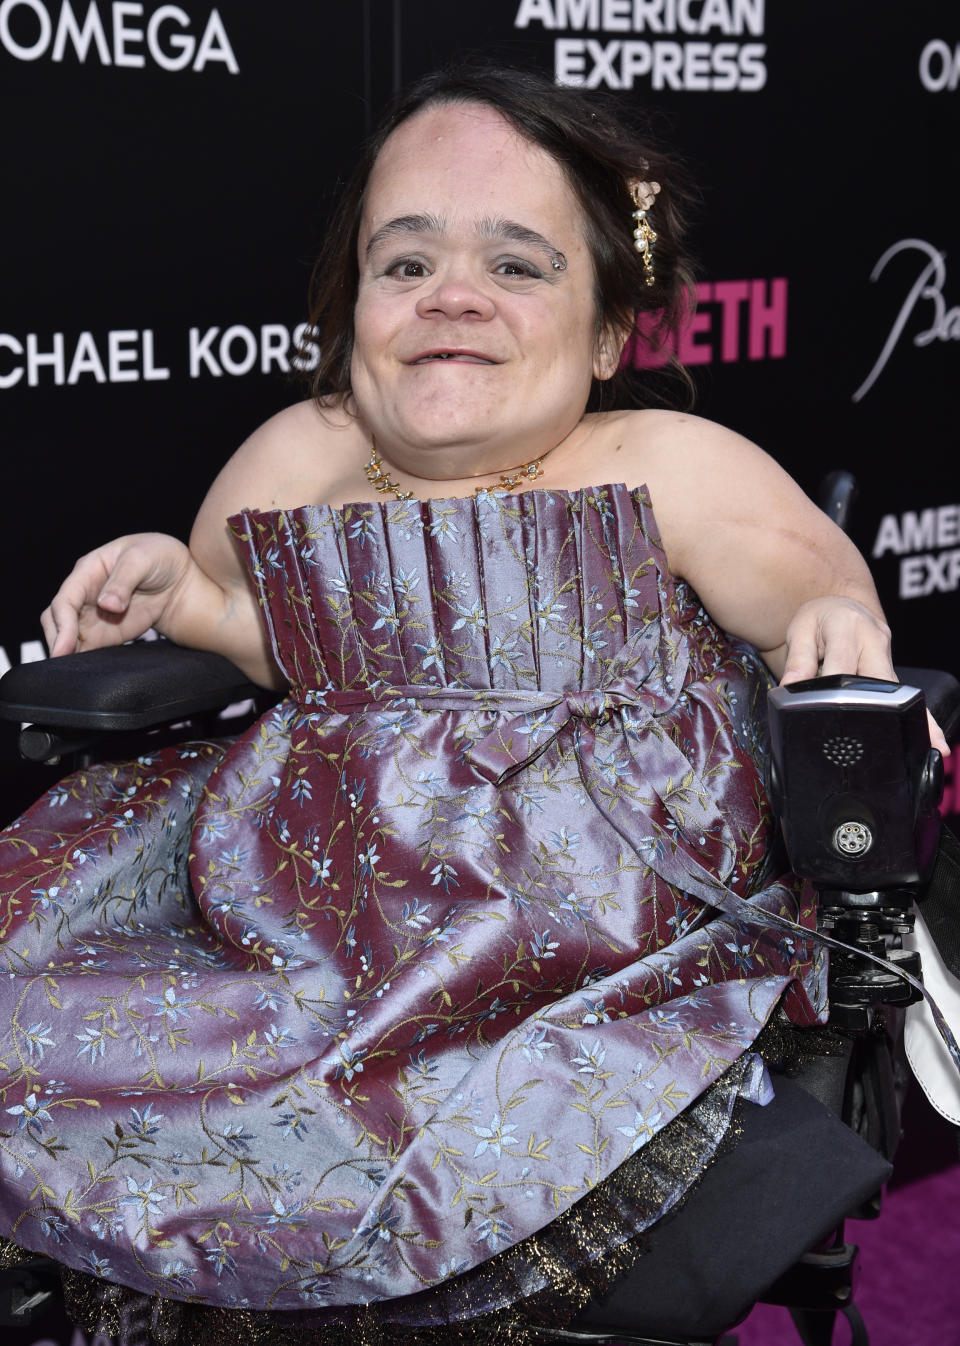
[767,675,944,1028]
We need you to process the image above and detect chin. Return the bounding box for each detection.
[399,415,511,454]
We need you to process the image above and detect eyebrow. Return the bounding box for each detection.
[364,213,563,261]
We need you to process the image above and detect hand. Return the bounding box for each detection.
[780,594,950,756]
[780,594,893,684]
[41,533,192,657]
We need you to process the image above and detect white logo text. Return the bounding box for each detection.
[919,38,960,92]
[514,0,765,90]
[873,505,960,600]
[0,2,238,73]
[852,239,958,401]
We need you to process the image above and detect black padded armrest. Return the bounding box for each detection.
[0,642,261,732]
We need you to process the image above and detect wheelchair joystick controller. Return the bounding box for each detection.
[767,675,943,1031]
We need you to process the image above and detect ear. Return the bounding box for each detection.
[593,321,630,382]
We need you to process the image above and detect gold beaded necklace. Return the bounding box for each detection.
[364,440,554,503]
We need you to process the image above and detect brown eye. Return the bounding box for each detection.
[494,257,543,280]
[387,259,429,280]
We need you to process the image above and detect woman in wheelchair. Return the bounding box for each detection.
[0,65,936,1345]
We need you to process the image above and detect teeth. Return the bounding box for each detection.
[413,352,493,364]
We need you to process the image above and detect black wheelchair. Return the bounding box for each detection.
[0,475,958,1346]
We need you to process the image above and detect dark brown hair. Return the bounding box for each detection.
[303,63,695,411]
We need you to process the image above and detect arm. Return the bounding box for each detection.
[40,529,281,689]
[41,400,357,689]
[635,413,949,753]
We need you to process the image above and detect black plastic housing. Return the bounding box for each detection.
[767,675,943,891]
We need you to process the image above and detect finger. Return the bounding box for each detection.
[816,607,869,678]
[849,647,898,682]
[816,636,859,678]
[927,710,951,758]
[819,635,893,681]
[779,617,822,685]
[41,552,108,648]
[95,544,160,612]
[39,604,57,653]
[42,595,80,657]
[43,555,120,655]
[818,610,894,682]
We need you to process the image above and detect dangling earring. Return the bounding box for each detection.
[629,178,660,287]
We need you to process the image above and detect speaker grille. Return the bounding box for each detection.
[821,735,864,767]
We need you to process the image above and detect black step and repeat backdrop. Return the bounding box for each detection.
[2,0,958,826]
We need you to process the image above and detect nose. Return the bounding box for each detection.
[414,269,496,322]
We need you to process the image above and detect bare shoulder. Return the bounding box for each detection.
[188,397,363,576]
[214,397,361,512]
[592,407,798,504]
[590,407,770,475]
[585,408,823,578]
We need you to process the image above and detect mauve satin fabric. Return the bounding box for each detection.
[0,485,822,1311]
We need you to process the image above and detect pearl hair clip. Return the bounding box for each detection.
[628,177,660,287]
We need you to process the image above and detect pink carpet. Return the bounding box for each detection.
[732,1168,960,1345]
[732,1085,960,1346]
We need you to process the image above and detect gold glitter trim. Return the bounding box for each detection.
[1,1022,829,1345]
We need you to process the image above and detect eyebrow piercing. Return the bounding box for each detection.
[550,251,567,272]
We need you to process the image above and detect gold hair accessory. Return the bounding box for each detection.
[365,440,554,502]
[629,178,660,287]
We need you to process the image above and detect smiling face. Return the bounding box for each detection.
[350,101,620,478]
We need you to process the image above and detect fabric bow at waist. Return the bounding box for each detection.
[291,622,691,785]
[467,682,653,785]
[288,626,750,897]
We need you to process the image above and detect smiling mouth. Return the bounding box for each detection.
[410,352,498,365]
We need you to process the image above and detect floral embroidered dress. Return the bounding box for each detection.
[0,485,822,1324]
